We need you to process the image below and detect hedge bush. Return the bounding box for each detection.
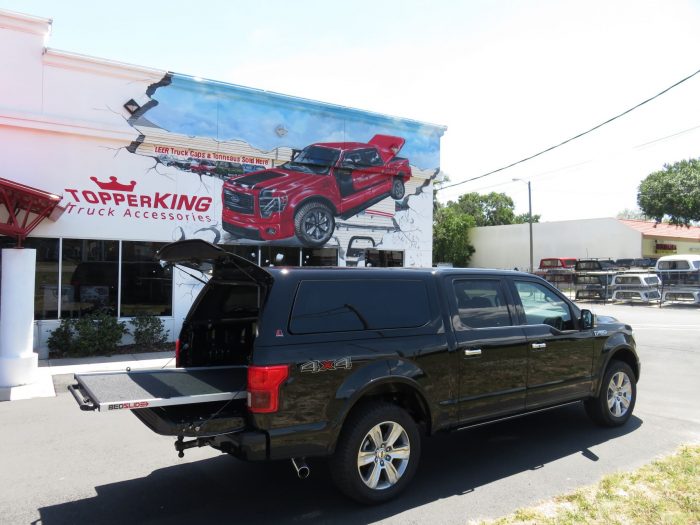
[131,314,169,350]
[47,312,128,357]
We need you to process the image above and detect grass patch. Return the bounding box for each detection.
[478,445,699,525]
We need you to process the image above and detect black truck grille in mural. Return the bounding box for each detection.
[223,189,254,214]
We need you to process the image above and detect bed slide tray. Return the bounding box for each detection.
[68,366,247,413]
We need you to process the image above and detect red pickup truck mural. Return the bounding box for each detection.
[221,134,410,247]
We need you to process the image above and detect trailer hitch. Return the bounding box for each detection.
[174,435,207,458]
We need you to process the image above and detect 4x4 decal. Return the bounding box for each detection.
[300,357,352,373]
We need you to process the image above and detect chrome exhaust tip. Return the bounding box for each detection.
[291,457,310,479]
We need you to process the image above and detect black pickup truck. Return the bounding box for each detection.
[69,239,640,504]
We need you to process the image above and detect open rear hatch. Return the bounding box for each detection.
[69,240,274,439]
[69,366,248,437]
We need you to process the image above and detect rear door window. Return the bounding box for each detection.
[289,279,430,334]
[452,279,512,329]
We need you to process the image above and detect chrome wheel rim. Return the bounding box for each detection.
[357,421,410,490]
[607,371,633,417]
[302,210,332,242]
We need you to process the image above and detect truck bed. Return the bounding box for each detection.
[69,366,247,412]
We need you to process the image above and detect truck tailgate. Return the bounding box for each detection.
[69,366,247,412]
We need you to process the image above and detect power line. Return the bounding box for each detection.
[437,67,700,192]
[635,122,700,148]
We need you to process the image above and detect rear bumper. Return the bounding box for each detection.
[212,430,269,461]
[212,422,336,461]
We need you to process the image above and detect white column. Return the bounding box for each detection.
[0,248,38,387]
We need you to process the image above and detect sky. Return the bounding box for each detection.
[2,0,699,222]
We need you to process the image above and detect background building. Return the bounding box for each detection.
[469,218,700,271]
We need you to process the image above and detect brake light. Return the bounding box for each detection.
[247,365,289,413]
[175,339,180,367]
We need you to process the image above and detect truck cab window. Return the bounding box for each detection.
[514,281,573,330]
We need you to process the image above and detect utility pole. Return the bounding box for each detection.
[513,179,534,272]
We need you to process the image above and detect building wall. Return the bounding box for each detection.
[0,9,444,356]
[642,237,700,257]
[469,218,643,271]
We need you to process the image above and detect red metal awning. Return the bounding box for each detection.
[0,177,63,246]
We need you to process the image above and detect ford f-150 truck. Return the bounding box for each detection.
[220,134,410,247]
[69,239,640,504]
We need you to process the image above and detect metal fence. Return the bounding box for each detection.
[539,263,700,306]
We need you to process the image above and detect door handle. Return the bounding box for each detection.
[531,342,547,350]
[463,348,482,357]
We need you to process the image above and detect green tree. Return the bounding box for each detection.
[450,192,540,227]
[514,212,541,224]
[433,204,475,267]
[616,208,648,220]
[452,192,514,226]
[637,159,700,226]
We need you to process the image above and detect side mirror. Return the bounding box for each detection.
[580,309,594,330]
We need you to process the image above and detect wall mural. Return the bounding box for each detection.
[120,73,443,265]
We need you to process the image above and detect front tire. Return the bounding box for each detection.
[330,403,421,504]
[585,360,636,427]
[294,201,335,247]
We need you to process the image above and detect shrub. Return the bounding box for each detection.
[131,314,169,350]
[71,312,129,356]
[47,318,76,358]
[48,312,129,357]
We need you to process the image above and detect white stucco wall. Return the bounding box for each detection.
[1,8,443,356]
[469,218,643,271]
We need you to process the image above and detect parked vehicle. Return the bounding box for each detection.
[574,259,620,300]
[190,159,217,175]
[615,258,657,270]
[535,257,577,288]
[70,240,640,504]
[537,257,577,271]
[655,254,700,304]
[213,161,245,180]
[611,273,661,303]
[220,135,411,247]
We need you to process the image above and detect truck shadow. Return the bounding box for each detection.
[37,404,641,525]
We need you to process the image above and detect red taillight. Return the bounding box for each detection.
[247,365,289,413]
[175,339,180,367]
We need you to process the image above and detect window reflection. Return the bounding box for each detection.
[302,248,337,266]
[261,246,300,267]
[62,239,118,317]
[220,244,259,264]
[121,241,172,316]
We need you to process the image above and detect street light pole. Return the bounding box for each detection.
[513,179,534,273]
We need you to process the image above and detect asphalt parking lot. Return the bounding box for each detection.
[1,303,698,525]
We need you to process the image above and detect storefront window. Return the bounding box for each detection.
[120,241,172,316]
[62,239,118,317]
[261,246,300,267]
[365,250,404,267]
[220,244,259,264]
[0,237,59,320]
[302,248,338,266]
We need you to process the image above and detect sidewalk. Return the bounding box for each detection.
[0,350,175,402]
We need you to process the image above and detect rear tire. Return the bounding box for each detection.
[390,177,406,200]
[330,403,421,504]
[585,360,636,427]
